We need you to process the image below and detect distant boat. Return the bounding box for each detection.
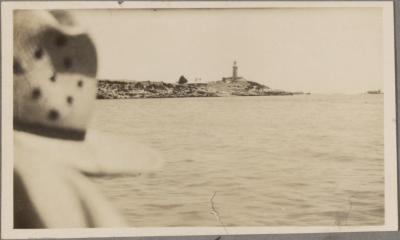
[367,89,383,94]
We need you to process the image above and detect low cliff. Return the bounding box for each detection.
[97,79,293,99]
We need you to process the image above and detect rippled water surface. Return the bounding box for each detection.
[91,95,383,227]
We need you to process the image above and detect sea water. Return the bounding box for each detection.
[91,94,384,227]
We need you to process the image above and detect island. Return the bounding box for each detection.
[97,62,300,99]
[367,89,383,94]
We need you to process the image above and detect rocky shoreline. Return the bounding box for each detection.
[97,79,297,99]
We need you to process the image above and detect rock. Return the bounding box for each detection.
[96,79,293,99]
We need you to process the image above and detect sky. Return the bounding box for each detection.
[73,8,383,94]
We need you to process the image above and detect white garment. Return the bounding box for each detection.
[14,130,163,228]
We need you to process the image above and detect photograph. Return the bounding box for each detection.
[1,1,398,238]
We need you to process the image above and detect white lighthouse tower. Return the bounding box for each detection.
[232,61,238,81]
[222,61,243,82]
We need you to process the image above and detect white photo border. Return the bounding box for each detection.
[1,1,397,239]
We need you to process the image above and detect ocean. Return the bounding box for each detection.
[90,94,384,227]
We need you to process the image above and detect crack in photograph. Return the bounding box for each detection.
[1,1,398,238]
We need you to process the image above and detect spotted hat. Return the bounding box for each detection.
[13,10,97,140]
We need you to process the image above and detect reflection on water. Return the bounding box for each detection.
[91,94,383,227]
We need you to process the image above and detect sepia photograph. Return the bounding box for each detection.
[1,1,398,238]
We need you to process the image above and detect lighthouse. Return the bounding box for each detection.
[232,61,238,81]
[222,61,243,83]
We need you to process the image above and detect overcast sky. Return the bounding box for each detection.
[73,8,382,94]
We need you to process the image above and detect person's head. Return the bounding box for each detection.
[13,10,98,140]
